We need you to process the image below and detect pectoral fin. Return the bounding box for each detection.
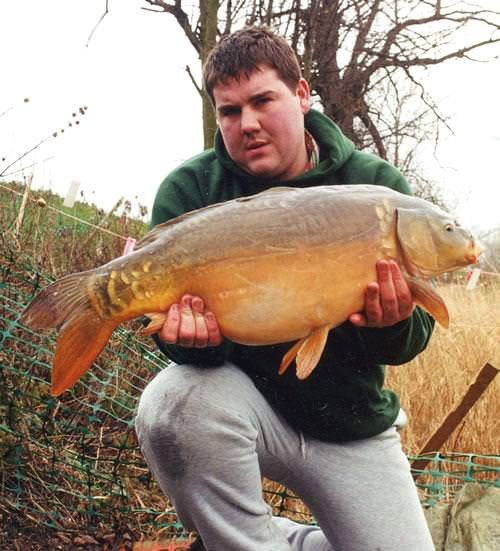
[407,276,449,328]
[279,325,331,380]
[138,312,167,336]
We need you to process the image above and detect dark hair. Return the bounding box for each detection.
[203,26,302,104]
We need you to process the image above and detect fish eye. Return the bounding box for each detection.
[444,223,454,232]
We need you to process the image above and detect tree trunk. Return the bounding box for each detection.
[200,0,219,149]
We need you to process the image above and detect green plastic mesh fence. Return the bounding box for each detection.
[410,452,500,506]
[1,183,499,544]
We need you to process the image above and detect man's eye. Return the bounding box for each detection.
[256,97,271,105]
[221,108,239,117]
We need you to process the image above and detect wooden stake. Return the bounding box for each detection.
[411,362,498,476]
[14,173,33,238]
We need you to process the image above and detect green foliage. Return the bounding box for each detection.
[0,182,148,276]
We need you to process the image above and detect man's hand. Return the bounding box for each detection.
[159,294,223,348]
[349,260,414,328]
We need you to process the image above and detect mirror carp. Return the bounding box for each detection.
[21,184,482,396]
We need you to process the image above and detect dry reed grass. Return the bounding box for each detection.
[386,277,500,456]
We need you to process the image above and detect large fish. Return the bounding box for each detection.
[22,185,481,396]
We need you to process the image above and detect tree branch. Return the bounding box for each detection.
[365,37,500,75]
[366,4,500,77]
[86,0,109,47]
[185,64,203,97]
[143,0,202,54]
[358,99,387,159]
[346,0,382,76]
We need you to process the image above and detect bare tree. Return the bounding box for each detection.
[142,0,221,148]
[139,0,500,202]
[281,0,500,159]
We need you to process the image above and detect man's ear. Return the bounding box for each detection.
[297,78,311,113]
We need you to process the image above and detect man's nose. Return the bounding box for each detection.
[240,107,260,133]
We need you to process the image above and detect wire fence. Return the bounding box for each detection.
[1,182,499,545]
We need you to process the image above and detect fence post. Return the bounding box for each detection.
[14,174,33,238]
[412,362,498,476]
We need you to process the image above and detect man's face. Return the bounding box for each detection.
[213,66,311,181]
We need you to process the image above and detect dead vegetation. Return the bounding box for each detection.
[387,279,499,456]
[0,182,498,548]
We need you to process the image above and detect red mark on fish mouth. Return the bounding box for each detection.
[466,240,483,264]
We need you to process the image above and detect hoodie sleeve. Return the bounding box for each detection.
[151,333,233,367]
[355,307,435,365]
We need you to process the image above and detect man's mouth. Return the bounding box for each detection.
[246,140,268,151]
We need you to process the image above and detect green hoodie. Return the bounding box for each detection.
[149,109,434,442]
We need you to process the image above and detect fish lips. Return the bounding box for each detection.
[467,239,483,264]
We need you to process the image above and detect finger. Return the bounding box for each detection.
[180,294,194,307]
[178,298,196,347]
[193,314,209,348]
[191,296,205,313]
[349,312,368,327]
[364,282,383,326]
[160,304,181,343]
[376,260,399,325]
[390,261,414,319]
[205,311,223,346]
[188,296,209,347]
[193,312,209,348]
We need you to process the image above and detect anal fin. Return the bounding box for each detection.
[407,276,449,328]
[296,325,331,379]
[279,337,307,375]
[279,325,331,380]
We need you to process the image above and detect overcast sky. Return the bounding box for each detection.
[1,0,499,233]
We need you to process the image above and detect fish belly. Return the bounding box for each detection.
[184,241,381,345]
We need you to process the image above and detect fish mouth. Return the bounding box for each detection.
[465,240,483,265]
[466,254,480,264]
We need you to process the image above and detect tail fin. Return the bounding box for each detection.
[21,272,118,396]
[51,314,116,396]
[22,272,91,330]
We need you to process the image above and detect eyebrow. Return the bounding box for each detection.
[217,90,275,113]
[249,90,274,101]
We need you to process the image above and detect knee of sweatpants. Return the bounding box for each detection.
[135,363,258,481]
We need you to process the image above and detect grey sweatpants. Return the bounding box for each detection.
[135,363,434,551]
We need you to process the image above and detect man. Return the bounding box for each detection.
[136,27,435,550]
